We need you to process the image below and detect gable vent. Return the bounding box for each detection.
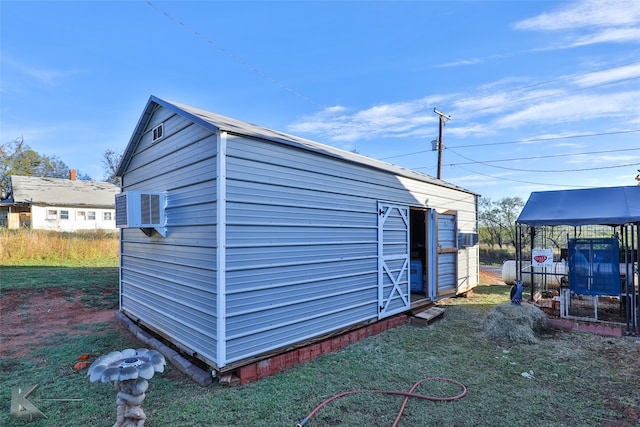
[115,191,167,236]
[152,123,164,142]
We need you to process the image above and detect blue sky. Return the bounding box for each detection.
[1,0,639,201]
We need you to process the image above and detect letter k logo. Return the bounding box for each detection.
[10,385,46,419]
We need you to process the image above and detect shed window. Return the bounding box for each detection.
[46,209,58,220]
[104,212,112,221]
[60,210,69,220]
[152,123,164,142]
[87,211,96,220]
[77,211,86,220]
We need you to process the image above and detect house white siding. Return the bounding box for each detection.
[3,175,120,232]
[30,205,116,232]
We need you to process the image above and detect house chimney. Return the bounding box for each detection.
[70,169,77,181]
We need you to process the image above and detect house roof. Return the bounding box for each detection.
[116,96,478,196]
[517,186,640,226]
[9,175,119,208]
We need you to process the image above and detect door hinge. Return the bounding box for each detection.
[379,208,385,216]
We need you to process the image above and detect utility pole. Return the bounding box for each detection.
[433,108,451,179]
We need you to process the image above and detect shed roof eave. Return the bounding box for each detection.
[117,95,478,197]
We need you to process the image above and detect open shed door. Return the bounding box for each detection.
[435,210,458,297]
[378,202,411,319]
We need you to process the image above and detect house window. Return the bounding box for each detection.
[60,210,69,220]
[87,211,96,220]
[46,209,58,220]
[104,212,112,221]
[77,211,86,220]
[152,123,164,142]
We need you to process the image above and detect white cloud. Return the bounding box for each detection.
[571,63,640,87]
[288,97,447,142]
[288,79,640,143]
[435,58,482,68]
[453,88,564,120]
[570,28,640,47]
[493,91,640,129]
[447,123,492,138]
[514,0,640,32]
[514,0,640,50]
[1,54,81,86]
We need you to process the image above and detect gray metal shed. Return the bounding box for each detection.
[115,96,479,374]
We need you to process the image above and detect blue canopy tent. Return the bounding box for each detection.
[517,186,640,227]
[516,186,640,335]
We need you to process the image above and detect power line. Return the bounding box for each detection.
[451,164,596,189]
[145,0,640,169]
[145,1,324,109]
[445,147,640,173]
[445,147,640,166]
[449,129,640,149]
[379,129,640,160]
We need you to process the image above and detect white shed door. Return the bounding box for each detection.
[435,210,458,297]
[378,202,411,319]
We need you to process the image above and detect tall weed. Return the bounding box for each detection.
[0,229,118,266]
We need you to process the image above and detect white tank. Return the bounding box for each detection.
[501,260,567,287]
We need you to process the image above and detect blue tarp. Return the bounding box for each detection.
[517,186,640,226]
[568,238,621,296]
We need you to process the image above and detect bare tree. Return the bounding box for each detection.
[102,149,123,185]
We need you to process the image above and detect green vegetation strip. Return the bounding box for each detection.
[1,266,119,292]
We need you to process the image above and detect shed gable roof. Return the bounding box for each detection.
[117,96,477,196]
[9,175,119,208]
[517,186,640,226]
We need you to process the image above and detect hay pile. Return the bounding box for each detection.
[484,302,549,344]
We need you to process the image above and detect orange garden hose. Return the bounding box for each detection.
[295,377,467,427]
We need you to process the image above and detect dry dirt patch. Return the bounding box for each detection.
[0,288,118,360]
[480,268,506,285]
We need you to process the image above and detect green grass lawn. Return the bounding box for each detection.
[1,267,639,426]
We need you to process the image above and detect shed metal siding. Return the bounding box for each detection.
[120,106,220,365]
[223,135,384,362]
[397,176,478,292]
[118,97,480,371]
[222,135,475,364]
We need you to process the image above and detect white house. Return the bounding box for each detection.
[115,96,480,381]
[0,174,119,232]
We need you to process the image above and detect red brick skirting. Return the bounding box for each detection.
[236,314,407,384]
[548,318,623,337]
